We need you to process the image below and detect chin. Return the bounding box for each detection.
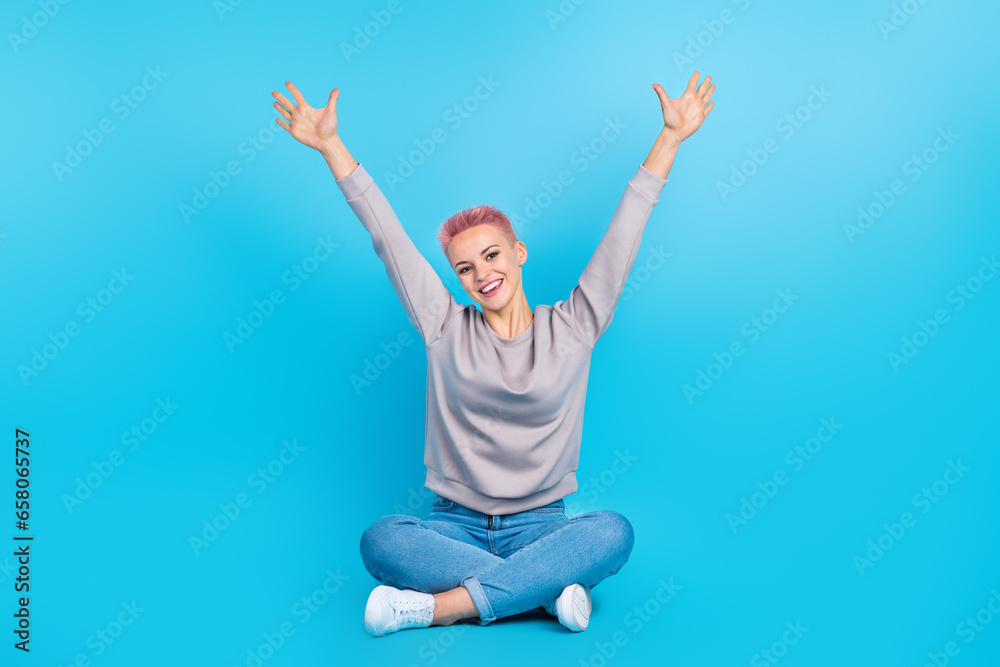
[477,298,506,312]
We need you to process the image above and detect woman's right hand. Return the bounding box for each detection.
[273,81,339,152]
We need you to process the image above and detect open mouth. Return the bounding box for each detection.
[479,278,503,297]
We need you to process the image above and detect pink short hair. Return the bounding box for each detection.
[437,205,519,263]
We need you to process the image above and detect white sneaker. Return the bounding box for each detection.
[364,585,435,637]
[542,583,591,631]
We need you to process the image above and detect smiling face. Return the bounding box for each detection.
[448,224,527,311]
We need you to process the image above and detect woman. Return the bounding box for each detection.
[272,71,714,637]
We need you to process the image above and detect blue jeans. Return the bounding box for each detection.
[359,495,635,626]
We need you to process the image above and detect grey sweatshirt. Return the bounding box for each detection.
[336,162,668,515]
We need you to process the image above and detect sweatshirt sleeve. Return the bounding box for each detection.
[552,164,668,348]
[335,163,465,346]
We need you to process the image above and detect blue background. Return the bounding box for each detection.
[3,0,998,665]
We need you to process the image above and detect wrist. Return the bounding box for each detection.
[318,135,342,157]
[658,127,683,149]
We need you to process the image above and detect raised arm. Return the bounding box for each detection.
[554,72,715,348]
[273,82,464,346]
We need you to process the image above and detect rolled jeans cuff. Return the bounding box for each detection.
[460,575,496,625]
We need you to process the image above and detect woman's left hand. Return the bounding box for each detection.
[652,71,715,142]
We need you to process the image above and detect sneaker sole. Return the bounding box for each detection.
[556,584,591,632]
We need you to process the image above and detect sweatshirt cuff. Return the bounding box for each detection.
[335,162,373,199]
[631,164,668,202]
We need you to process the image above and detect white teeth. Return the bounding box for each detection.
[480,279,502,293]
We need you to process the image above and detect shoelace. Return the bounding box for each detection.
[392,597,432,628]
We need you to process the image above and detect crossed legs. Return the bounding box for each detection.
[359,508,634,626]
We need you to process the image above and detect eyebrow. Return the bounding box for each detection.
[454,244,500,268]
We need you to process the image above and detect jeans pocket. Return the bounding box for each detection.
[528,498,565,514]
[430,495,457,512]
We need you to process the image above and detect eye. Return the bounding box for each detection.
[458,252,498,275]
